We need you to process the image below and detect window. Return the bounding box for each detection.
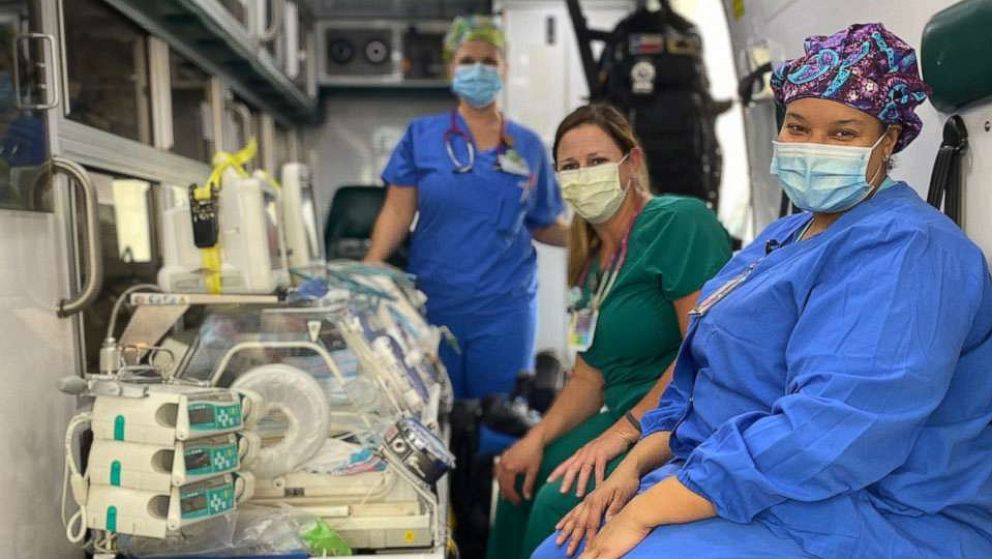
[89,172,157,268]
[169,51,214,163]
[64,0,152,143]
[0,3,51,211]
[80,171,160,371]
[110,179,153,263]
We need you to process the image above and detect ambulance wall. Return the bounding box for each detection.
[0,211,81,558]
[723,0,992,260]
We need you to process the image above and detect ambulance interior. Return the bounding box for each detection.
[0,0,989,558]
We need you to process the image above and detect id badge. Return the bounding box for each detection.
[498,150,531,176]
[568,308,599,352]
[567,286,583,309]
[690,262,757,317]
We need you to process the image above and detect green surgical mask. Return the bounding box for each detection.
[557,154,630,224]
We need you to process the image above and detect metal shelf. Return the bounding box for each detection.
[106,0,319,124]
[321,77,451,89]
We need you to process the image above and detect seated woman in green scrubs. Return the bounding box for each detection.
[486,104,731,559]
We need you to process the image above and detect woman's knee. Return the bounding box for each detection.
[532,478,581,517]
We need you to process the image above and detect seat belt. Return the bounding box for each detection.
[926,115,968,225]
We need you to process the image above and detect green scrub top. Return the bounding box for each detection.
[578,195,731,413]
[487,195,733,559]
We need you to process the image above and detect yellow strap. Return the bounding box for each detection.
[201,246,223,294]
[195,138,259,294]
[254,169,282,190]
[193,138,258,201]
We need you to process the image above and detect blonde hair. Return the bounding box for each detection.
[442,15,506,62]
[553,104,650,287]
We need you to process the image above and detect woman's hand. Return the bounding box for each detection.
[554,464,640,556]
[578,500,653,559]
[495,433,545,504]
[548,421,638,497]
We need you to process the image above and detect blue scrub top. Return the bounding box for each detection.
[382,111,563,315]
[641,184,992,558]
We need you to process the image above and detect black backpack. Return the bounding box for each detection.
[595,5,724,207]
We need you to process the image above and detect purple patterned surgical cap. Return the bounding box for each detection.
[771,23,931,152]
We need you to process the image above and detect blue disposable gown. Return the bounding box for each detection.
[382,111,564,398]
[533,183,992,559]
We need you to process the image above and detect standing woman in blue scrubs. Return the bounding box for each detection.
[366,16,568,399]
[534,23,992,559]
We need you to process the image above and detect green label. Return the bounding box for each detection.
[110,460,121,486]
[113,415,125,441]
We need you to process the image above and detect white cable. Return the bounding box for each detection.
[63,413,92,544]
[358,467,396,505]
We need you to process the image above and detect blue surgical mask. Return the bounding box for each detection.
[770,132,889,213]
[451,63,502,108]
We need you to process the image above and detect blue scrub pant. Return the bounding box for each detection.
[430,297,537,400]
[530,466,816,559]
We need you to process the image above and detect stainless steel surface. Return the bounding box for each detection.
[129,293,280,306]
[104,0,316,123]
[257,0,285,42]
[119,304,191,358]
[56,0,69,116]
[316,0,490,18]
[232,101,255,141]
[12,33,60,110]
[53,157,103,317]
[59,119,211,188]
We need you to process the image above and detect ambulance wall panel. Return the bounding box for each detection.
[959,107,992,258]
[499,0,633,361]
[306,94,453,235]
[0,210,80,559]
[722,0,988,251]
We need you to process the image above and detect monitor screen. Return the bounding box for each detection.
[188,406,215,425]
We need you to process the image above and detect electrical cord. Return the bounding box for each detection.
[62,412,92,544]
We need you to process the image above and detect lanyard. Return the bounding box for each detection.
[443,109,511,173]
[577,200,646,311]
[690,217,813,318]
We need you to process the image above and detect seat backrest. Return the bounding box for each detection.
[324,185,407,267]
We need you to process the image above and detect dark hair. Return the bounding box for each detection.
[552,104,642,166]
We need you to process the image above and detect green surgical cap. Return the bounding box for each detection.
[443,15,505,61]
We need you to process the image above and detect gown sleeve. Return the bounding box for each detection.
[381,123,418,187]
[675,228,986,523]
[640,372,690,438]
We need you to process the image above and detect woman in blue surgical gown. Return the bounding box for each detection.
[366,16,567,399]
[532,22,992,559]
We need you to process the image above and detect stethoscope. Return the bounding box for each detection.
[443,109,510,174]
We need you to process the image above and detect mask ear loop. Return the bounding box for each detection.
[865,127,893,192]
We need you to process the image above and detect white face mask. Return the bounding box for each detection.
[557,154,630,224]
